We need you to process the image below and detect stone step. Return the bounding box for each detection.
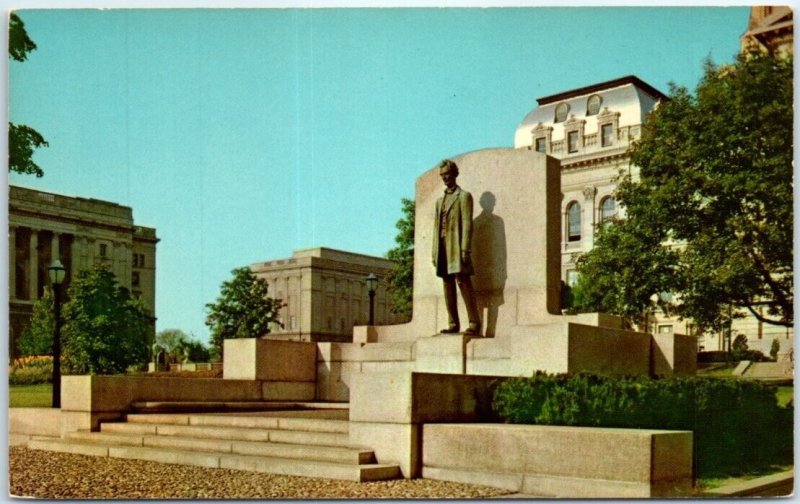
[130,401,349,414]
[124,413,350,433]
[101,421,353,447]
[27,438,400,482]
[65,431,376,464]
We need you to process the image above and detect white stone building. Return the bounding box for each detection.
[251,247,405,342]
[9,185,158,358]
[513,75,791,355]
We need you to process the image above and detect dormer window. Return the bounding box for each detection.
[554,102,570,123]
[535,137,547,153]
[586,94,602,116]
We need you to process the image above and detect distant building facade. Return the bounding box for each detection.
[514,75,791,355]
[741,6,793,56]
[251,247,404,342]
[9,185,158,358]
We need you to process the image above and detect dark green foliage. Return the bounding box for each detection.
[576,52,793,332]
[385,198,414,320]
[9,13,37,62]
[205,267,284,355]
[731,334,768,362]
[9,13,48,177]
[156,329,213,363]
[493,373,793,477]
[17,287,55,356]
[61,264,151,375]
[9,123,48,177]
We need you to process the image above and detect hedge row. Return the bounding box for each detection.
[492,373,793,477]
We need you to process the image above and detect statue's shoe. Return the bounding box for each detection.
[440,326,460,333]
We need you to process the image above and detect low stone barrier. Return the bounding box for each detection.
[9,408,62,445]
[422,423,693,498]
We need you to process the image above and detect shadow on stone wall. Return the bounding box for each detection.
[472,191,507,338]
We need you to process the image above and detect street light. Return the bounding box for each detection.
[48,259,66,409]
[365,273,378,326]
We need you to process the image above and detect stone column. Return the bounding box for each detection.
[51,232,61,262]
[9,226,16,300]
[28,229,39,300]
[582,186,597,250]
[71,236,82,274]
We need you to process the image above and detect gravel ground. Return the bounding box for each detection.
[9,447,513,499]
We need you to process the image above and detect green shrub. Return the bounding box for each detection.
[9,355,53,385]
[493,373,793,478]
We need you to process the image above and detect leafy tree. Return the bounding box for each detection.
[61,263,150,374]
[9,13,48,177]
[576,51,793,333]
[571,218,681,327]
[155,329,189,357]
[9,13,37,61]
[205,267,284,355]
[385,197,414,319]
[17,286,55,356]
[182,339,211,363]
[154,328,211,363]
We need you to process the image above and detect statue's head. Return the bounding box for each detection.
[438,159,459,189]
[438,159,459,177]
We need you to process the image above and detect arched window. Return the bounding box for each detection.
[554,102,570,123]
[567,202,581,242]
[600,197,616,222]
[586,94,602,116]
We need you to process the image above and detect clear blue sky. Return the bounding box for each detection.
[7,6,749,345]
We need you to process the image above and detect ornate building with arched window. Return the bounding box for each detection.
[514,75,665,296]
[513,72,791,355]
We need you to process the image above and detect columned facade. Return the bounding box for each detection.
[9,186,159,359]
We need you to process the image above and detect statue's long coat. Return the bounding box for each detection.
[432,186,475,277]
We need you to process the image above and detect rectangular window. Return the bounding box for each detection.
[132,271,140,287]
[566,270,579,288]
[535,137,547,153]
[658,325,674,334]
[601,123,613,147]
[567,131,579,153]
[99,244,107,257]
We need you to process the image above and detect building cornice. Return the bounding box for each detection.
[537,75,668,105]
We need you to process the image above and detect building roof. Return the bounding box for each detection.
[536,75,668,105]
[514,76,666,149]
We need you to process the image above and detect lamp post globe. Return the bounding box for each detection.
[48,259,66,409]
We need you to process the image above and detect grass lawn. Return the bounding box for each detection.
[9,383,52,408]
[697,464,794,492]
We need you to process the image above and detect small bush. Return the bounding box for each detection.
[493,373,793,478]
[9,355,53,385]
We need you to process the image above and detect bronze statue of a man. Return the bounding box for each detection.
[432,159,481,335]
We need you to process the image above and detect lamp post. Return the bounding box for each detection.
[365,273,378,326]
[48,259,66,408]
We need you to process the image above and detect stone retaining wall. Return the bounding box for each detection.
[422,423,693,498]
